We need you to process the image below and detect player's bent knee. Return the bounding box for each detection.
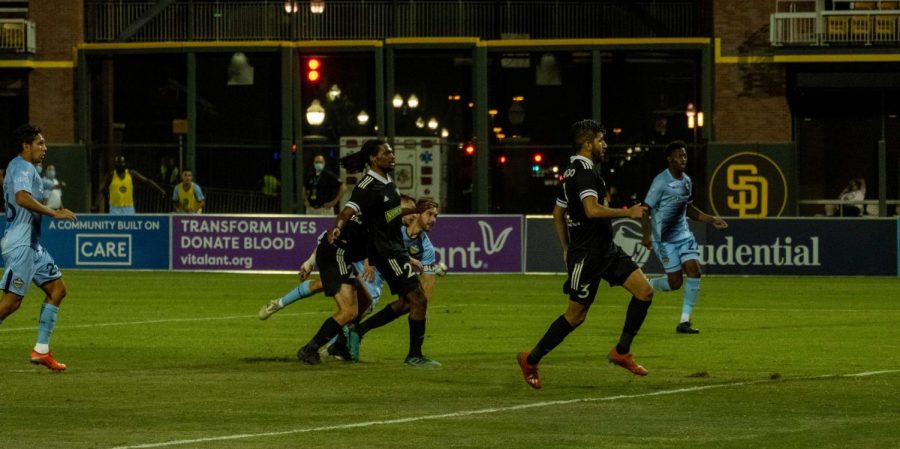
[636,287,654,301]
[337,309,357,324]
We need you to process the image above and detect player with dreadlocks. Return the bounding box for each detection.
[330,139,440,367]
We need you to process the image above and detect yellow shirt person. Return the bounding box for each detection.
[94,155,167,214]
[173,169,206,213]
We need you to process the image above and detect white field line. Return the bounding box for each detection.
[0,312,321,333]
[109,369,900,449]
[452,303,899,314]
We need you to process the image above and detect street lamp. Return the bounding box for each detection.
[310,0,325,14]
[392,94,404,109]
[686,102,703,146]
[327,84,341,101]
[306,99,325,126]
[407,94,419,109]
[357,110,370,125]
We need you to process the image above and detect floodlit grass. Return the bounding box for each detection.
[1,272,899,449]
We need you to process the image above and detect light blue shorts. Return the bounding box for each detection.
[352,260,384,309]
[1,246,62,296]
[653,236,700,273]
[110,206,136,214]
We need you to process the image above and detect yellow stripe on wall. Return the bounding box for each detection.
[0,60,74,69]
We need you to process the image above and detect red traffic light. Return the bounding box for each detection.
[498,155,507,164]
[533,152,543,163]
[464,144,475,156]
[307,58,321,82]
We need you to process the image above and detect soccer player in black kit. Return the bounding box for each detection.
[517,119,655,389]
[296,213,370,364]
[329,139,439,367]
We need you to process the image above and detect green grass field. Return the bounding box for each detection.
[1,272,899,449]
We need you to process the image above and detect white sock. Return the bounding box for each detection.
[34,343,50,354]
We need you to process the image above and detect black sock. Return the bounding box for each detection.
[309,317,343,349]
[358,303,402,337]
[335,326,349,347]
[407,318,426,358]
[616,297,652,355]
[527,315,576,365]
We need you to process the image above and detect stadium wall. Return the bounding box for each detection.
[4,215,896,276]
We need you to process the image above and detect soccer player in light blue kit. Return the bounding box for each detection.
[640,141,727,334]
[0,124,77,371]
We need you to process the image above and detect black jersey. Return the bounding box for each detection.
[322,213,368,262]
[556,155,615,255]
[345,170,405,257]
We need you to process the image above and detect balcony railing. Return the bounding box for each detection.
[771,0,900,45]
[0,19,35,53]
[85,1,701,42]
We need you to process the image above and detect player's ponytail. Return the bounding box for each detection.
[340,139,386,173]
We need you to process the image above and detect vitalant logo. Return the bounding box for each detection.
[479,220,513,255]
[432,220,517,271]
[612,219,651,267]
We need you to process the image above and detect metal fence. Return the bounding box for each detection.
[771,0,900,45]
[85,1,700,42]
[135,186,281,214]
[0,19,35,52]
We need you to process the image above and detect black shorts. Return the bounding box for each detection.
[316,243,357,296]
[369,251,421,297]
[563,245,639,306]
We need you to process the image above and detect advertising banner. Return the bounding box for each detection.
[172,214,522,273]
[428,215,523,273]
[706,143,797,217]
[39,215,169,269]
[609,218,895,276]
[526,217,897,276]
[172,216,331,271]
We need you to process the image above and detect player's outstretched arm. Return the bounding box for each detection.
[15,190,76,221]
[582,196,647,220]
[688,205,728,230]
[132,169,167,195]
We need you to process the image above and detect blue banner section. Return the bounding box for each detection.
[0,214,170,269]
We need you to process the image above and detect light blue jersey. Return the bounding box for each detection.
[403,225,436,273]
[2,156,44,252]
[644,168,693,243]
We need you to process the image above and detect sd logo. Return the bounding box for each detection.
[708,152,787,217]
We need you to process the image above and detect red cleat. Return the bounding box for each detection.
[607,346,647,376]
[30,350,67,372]
[517,352,542,389]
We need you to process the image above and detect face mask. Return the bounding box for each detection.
[36,164,43,175]
[47,170,56,179]
[314,162,325,172]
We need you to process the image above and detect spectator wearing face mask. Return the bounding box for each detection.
[303,154,344,215]
[41,163,65,210]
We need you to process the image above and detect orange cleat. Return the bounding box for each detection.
[517,352,542,389]
[607,346,647,376]
[30,350,67,372]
